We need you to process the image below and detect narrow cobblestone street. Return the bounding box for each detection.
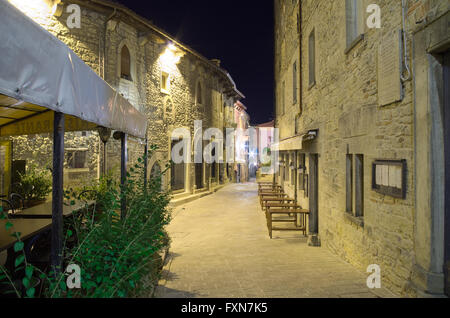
[155,183,395,298]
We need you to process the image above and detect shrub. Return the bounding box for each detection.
[1,145,172,298]
[15,165,52,202]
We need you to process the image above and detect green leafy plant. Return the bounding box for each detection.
[15,165,52,202]
[49,145,170,298]
[1,145,171,298]
[0,208,40,298]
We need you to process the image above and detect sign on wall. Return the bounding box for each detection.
[372,160,407,199]
[378,30,403,106]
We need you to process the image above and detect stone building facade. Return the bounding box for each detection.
[8,0,245,197]
[274,0,449,297]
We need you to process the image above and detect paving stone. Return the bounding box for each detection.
[154,183,394,298]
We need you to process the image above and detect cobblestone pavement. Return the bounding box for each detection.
[154,183,396,298]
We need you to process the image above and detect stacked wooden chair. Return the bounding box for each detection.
[257,182,309,239]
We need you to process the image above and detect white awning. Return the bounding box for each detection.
[0,1,148,139]
[271,130,318,152]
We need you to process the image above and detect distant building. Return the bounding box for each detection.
[255,121,275,175]
[234,101,250,183]
[274,0,449,297]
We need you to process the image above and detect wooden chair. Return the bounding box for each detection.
[266,205,309,239]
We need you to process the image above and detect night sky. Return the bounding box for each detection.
[115,0,274,125]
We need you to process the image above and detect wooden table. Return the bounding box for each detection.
[261,197,296,210]
[266,207,309,239]
[0,218,52,253]
[8,200,94,219]
[264,202,300,209]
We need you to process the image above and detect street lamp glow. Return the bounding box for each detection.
[160,44,182,68]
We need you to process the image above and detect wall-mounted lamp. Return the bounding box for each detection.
[98,126,112,143]
[160,43,184,68]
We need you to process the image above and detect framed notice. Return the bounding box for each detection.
[372,160,407,199]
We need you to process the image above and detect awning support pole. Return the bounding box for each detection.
[121,133,127,219]
[51,112,64,274]
[102,141,107,176]
[143,138,148,191]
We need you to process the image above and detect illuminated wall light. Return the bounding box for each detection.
[9,0,55,21]
[52,2,64,17]
[160,44,184,68]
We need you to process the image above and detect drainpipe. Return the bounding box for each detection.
[294,150,298,204]
[296,2,303,127]
[273,0,277,186]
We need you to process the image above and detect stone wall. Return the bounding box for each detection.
[9,0,239,192]
[274,0,449,297]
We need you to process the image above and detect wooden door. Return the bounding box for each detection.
[195,163,203,189]
[171,141,185,191]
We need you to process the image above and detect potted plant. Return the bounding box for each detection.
[16,165,52,207]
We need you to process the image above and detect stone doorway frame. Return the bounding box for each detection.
[412,11,449,296]
[444,50,450,297]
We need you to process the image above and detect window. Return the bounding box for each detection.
[346,154,353,213]
[150,163,161,180]
[66,149,88,169]
[345,0,362,50]
[120,45,132,81]
[164,99,174,120]
[346,153,364,219]
[161,71,170,94]
[196,82,203,105]
[293,61,298,104]
[308,30,315,86]
[355,154,364,217]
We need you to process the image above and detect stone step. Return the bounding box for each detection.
[170,190,213,207]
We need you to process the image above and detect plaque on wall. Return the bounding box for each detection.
[378,30,403,106]
[372,160,407,199]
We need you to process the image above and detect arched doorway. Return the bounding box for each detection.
[150,162,162,190]
[171,140,185,191]
[211,148,216,183]
[195,163,203,189]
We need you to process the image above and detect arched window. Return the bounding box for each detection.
[150,163,161,180]
[150,162,162,190]
[196,82,203,105]
[164,99,174,120]
[120,45,132,81]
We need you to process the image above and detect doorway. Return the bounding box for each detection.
[195,163,203,189]
[444,50,450,297]
[308,153,320,246]
[171,140,185,191]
